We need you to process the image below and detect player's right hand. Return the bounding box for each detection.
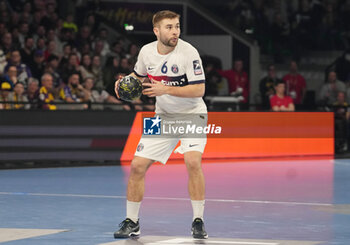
[114,75,124,99]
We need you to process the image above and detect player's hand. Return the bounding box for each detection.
[114,75,124,99]
[142,80,168,97]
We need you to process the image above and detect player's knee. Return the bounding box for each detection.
[186,158,202,173]
[130,158,149,176]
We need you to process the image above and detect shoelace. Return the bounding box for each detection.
[119,219,131,228]
[193,220,204,231]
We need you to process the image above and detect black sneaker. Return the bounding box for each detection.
[114,218,140,238]
[191,218,208,239]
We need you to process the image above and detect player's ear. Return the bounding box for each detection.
[153,26,159,37]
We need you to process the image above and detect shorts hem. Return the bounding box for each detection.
[134,152,167,164]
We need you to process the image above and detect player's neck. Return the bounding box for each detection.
[277,93,285,98]
[157,41,175,55]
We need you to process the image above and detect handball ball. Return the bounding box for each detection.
[117,76,143,102]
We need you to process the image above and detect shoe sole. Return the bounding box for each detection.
[191,231,208,239]
[114,230,140,238]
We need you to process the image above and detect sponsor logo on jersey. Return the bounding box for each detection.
[143,116,161,135]
[147,74,188,87]
[193,60,203,75]
[171,64,179,74]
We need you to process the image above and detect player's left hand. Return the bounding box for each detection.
[142,81,168,97]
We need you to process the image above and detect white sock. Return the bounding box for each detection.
[191,200,205,221]
[126,200,141,223]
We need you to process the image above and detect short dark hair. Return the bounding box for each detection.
[275,80,285,86]
[152,10,180,27]
[47,54,59,62]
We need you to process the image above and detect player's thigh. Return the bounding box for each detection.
[135,137,179,164]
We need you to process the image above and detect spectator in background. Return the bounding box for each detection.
[30,11,43,34]
[0,81,12,110]
[25,77,39,109]
[63,14,78,32]
[84,13,98,35]
[45,54,62,88]
[319,71,346,105]
[333,91,349,153]
[1,32,13,58]
[60,53,81,83]
[217,58,249,103]
[76,25,92,48]
[11,27,22,50]
[125,43,139,67]
[335,49,350,83]
[204,63,221,96]
[30,50,46,81]
[44,40,58,61]
[20,36,34,65]
[270,80,295,111]
[58,43,72,69]
[103,56,120,88]
[60,73,88,103]
[33,25,46,44]
[0,49,7,75]
[18,21,30,47]
[83,77,130,110]
[42,3,58,30]
[36,37,46,52]
[9,12,21,31]
[259,64,282,110]
[282,61,306,106]
[79,53,93,80]
[3,65,18,89]
[109,39,125,59]
[9,82,29,109]
[39,73,56,110]
[119,56,132,74]
[60,28,75,46]
[91,55,103,89]
[79,42,91,56]
[46,29,62,55]
[92,39,107,66]
[0,22,7,37]
[94,28,110,56]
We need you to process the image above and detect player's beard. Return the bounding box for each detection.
[160,36,178,47]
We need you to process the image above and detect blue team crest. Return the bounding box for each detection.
[171,64,179,74]
[143,116,161,135]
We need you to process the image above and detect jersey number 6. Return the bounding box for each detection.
[161,62,168,74]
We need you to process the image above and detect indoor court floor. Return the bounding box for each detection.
[0,158,350,245]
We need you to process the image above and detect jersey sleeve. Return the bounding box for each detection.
[185,48,205,84]
[133,47,148,78]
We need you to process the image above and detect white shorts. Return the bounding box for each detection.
[134,136,207,164]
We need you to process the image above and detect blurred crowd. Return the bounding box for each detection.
[0,0,154,111]
[1,0,350,114]
[201,0,350,62]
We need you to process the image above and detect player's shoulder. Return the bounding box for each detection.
[140,41,157,53]
[177,39,199,54]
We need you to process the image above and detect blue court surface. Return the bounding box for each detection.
[1,158,350,245]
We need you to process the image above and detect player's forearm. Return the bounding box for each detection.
[165,84,205,98]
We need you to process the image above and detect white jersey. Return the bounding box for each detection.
[134,39,207,114]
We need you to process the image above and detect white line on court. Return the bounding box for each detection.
[153,237,278,244]
[0,191,333,207]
